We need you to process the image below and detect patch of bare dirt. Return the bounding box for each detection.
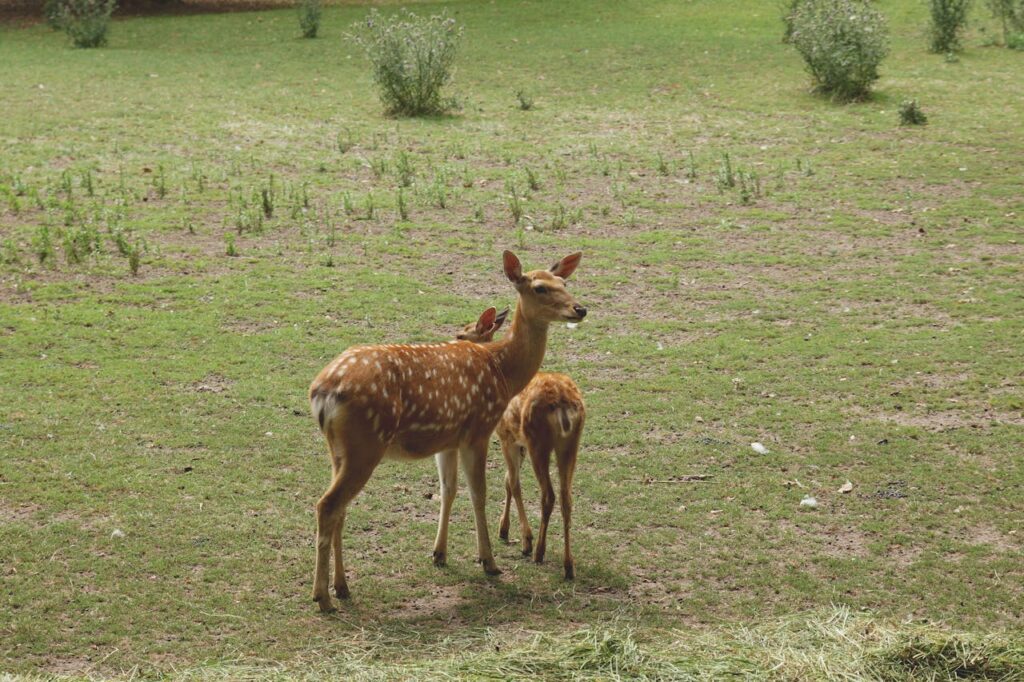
[0,500,42,523]
[189,373,234,394]
[964,524,1020,553]
[391,584,467,621]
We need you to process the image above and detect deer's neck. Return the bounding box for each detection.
[491,302,548,399]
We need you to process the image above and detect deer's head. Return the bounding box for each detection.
[503,251,587,324]
[456,306,510,343]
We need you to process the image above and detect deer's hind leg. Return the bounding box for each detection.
[313,418,381,612]
[498,434,533,556]
[525,433,555,565]
[555,430,581,580]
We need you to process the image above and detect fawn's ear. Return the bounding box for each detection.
[474,307,497,336]
[503,250,524,284]
[550,252,582,279]
[493,307,510,331]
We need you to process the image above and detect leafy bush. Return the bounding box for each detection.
[789,0,890,101]
[348,9,462,117]
[298,0,321,39]
[780,0,801,42]
[929,0,972,52]
[1009,31,1024,47]
[899,99,928,125]
[987,0,1024,43]
[55,0,116,48]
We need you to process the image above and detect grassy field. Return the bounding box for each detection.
[1,0,1023,678]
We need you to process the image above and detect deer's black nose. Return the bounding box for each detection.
[573,305,587,318]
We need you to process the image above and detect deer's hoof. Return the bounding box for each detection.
[564,564,575,581]
[432,551,447,568]
[499,528,510,542]
[334,585,351,600]
[481,560,502,576]
[314,595,336,614]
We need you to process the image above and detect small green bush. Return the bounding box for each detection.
[348,9,462,117]
[987,0,1024,43]
[789,0,890,101]
[1008,31,1024,47]
[298,0,321,39]
[899,99,928,125]
[55,0,116,48]
[929,0,972,52]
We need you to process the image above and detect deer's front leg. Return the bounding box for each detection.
[432,449,458,567]
[460,441,501,576]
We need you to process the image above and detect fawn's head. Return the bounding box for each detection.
[456,306,509,343]
[503,251,587,324]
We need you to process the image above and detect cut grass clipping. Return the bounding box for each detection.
[10,607,1020,680]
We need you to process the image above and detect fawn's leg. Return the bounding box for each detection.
[432,449,458,567]
[556,434,580,580]
[527,441,555,565]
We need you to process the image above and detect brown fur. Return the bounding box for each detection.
[308,251,586,611]
[459,311,586,579]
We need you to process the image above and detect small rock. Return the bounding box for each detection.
[751,442,769,454]
[111,529,125,539]
[838,481,853,494]
[566,322,578,329]
[800,496,818,508]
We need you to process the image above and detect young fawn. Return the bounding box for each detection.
[308,251,586,611]
[457,308,586,579]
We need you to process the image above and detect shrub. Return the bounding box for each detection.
[348,9,462,117]
[780,0,801,42]
[56,0,116,48]
[987,0,1024,43]
[298,0,321,39]
[899,99,928,125]
[929,0,972,52]
[789,0,890,101]
[1009,31,1024,47]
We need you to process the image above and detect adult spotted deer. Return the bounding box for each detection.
[308,251,586,611]
[457,308,586,579]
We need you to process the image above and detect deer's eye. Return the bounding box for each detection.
[534,285,548,295]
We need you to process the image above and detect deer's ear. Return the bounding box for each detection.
[550,252,582,279]
[474,307,497,336]
[493,307,510,331]
[503,250,524,284]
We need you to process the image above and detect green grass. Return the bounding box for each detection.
[1,0,1023,678]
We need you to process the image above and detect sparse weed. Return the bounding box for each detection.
[716,153,736,190]
[342,191,355,215]
[225,232,238,257]
[394,151,414,187]
[1,238,19,264]
[899,99,928,125]
[507,181,523,225]
[397,188,409,220]
[656,152,670,176]
[525,167,541,191]
[364,191,376,220]
[336,128,355,154]
[33,225,55,264]
[515,89,534,110]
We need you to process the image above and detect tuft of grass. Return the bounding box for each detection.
[515,88,535,110]
[899,99,928,125]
